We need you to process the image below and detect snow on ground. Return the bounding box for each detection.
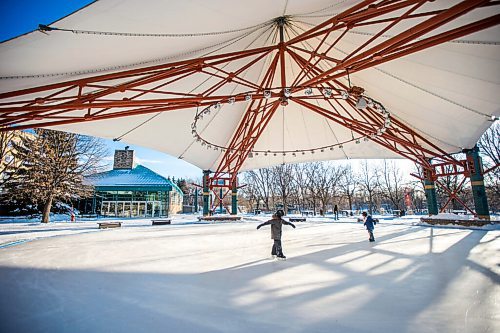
[0,214,498,333]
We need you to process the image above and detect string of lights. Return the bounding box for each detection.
[190,87,392,157]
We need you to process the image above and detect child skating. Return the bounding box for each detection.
[256,209,296,260]
[362,211,376,242]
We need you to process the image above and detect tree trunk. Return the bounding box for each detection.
[42,196,53,223]
[368,192,373,215]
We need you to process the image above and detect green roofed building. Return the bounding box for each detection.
[78,149,183,218]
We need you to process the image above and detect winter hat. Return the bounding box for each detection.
[276,209,284,218]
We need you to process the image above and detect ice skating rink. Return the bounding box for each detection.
[0,219,498,333]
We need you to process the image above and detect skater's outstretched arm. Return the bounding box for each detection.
[283,221,296,228]
[256,221,271,229]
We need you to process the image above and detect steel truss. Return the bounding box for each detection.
[0,0,499,201]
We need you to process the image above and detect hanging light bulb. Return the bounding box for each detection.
[330,147,334,151]
[320,149,324,152]
[356,97,367,110]
[364,137,369,142]
[228,97,235,105]
[355,139,360,144]
[323,88,332,98]
[341,90,349,100]
[339,144,343,149]
[304,87,313,96]
[284,88,291,98]
[245,94,252,101]
[264,90,272,99]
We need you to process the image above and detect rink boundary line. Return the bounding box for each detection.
[0,239,32,249]
[0,228,104,250]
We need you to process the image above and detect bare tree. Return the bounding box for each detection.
[2,129,108,223]
[358,160,380,214]
[478,122,500,211]
[478,122,500,165]
[304,162,323,215]
[314,162,347,215]
[339,165,358,214]
[270,163,295,214]
[241,173,259,211]
[379,160,405,212]
[244,168,273,211]
[292,163,309,213]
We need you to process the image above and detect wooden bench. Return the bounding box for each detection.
[152,219,171,225]
[289,218,306,222]
[198,216,242,222]
[98,222,122,229]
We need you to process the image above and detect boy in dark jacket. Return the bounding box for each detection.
[362,211,375,242]
[257,209,295,259]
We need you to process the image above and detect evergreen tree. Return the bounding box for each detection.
[0,130,25,186]
[2,129,107,223]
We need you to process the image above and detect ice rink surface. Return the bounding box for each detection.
[0,215,498,333]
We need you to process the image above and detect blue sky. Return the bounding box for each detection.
[0,0,203,179]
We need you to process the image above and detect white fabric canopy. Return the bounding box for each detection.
[1,0,499,171]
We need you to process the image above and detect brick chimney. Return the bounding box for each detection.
[113,146,134,169]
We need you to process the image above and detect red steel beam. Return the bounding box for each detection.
[299,0,491,88]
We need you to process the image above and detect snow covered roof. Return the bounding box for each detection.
[86,165,182,194]
[0,1,499,171]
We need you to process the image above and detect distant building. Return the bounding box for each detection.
[78,148,183,217]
